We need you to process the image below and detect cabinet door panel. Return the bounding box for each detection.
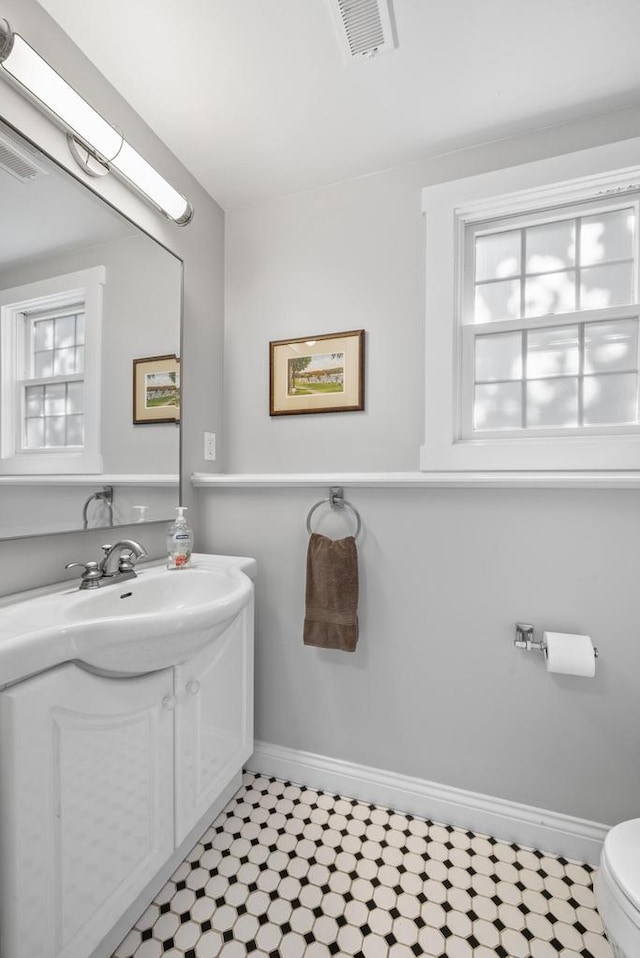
[0,663,174,958]
[175,601,254,844]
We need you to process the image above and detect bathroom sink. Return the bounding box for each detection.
[0,554,256,684]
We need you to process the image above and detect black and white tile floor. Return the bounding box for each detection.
[113,771,612,958]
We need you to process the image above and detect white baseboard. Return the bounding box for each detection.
[247,741,608,865]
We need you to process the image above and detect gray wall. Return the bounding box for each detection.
[206,107,640,826]
[0,0,223,591]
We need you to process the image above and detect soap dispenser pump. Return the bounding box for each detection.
[166,506,193,569]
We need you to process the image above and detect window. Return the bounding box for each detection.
[0,267,105,474]
[464,198,638,437]
[23,304,86,450]
[421,137,640,473]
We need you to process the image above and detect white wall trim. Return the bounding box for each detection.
[192,470,640,489]
[0,474,179,486]
[247,741,608,865]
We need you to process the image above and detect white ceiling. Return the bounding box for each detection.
[35,0,640,210]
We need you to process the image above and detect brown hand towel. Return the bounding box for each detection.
[304,532,359,652]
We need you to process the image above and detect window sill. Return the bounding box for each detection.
[191,471,640,489]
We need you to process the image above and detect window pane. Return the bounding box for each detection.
[45,416,66,446]
[25,418,44,448]
[53,347,78,376]
[75,312,85,345]
[54,315,77,348]
[474,382,521,430]
[583,373,638,425]
[527,326,579,379]
[66,381,84,415]
[527,378,579,427]
[526,219,575,273]
[33,318,53,352]
[581,208,635,266]
[475,231,520,282]
[66,414,84,445]
[25,385,44,417]
[475,332,522,382]
[584,318,638,373]
[44,384,66,416]
[580,262,634,309]
[33,351,54,377]
[474,279,521,324]
[525,270,576,317]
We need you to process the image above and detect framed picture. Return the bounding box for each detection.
[270,329,365,416]
[133,354,180,424]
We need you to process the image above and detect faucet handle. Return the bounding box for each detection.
[118,553,139,573]
[65,560,103,589]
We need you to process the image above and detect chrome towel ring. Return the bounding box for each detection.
[306,486,362,540]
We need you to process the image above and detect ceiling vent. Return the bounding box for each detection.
[0,122,48,183]
[327,0,397,63]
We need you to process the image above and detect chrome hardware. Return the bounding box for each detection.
[81,486,113,530]
[306,486,362,539]
[514,622,544,652]
[161,695,177,711]
[66,539,147,590]
[186,680,200,696]
[100,539,148,578]
[515,623,599,659]
[65,560,103,590]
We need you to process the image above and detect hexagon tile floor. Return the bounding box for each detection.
[113,771,612,958]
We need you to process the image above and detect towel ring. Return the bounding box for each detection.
[306,486,362,540]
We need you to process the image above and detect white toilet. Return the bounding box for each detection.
[595,819,640,958]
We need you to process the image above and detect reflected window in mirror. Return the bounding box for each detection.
[1,266,104,474]
[0,117,182,539]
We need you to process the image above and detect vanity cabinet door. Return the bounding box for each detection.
[174,600,254,845]
[0,662,174,958]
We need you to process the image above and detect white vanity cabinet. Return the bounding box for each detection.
[0,588,254,958]
[174,594,254,845]
[0,664,175,958]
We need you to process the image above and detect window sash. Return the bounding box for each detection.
[463,195,640,326]
[460,308,640,439]
[460,195,640,439]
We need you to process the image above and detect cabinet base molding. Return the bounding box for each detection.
[247,741,608,865]
[90,771,242,958]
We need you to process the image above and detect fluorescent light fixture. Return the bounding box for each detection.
[111,141,193,225]
[0,18,193,225]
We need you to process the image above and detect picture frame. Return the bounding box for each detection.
[133,354,180,424]
[269,329,365,416]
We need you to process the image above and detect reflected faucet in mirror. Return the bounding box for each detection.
[82,486,114,529]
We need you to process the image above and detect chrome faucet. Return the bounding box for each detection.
[100,540,148,577]
[66,539,148,590]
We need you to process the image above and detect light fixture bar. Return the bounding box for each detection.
[111,141,193,225]
[0,18,193,225]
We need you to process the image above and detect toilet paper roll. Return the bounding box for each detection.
[543,632,596,677]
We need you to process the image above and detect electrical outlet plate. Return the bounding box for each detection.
[204,431,216,461]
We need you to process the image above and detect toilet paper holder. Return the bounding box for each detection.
[514,623,599,658]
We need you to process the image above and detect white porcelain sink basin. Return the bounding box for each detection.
[0,553,255,684]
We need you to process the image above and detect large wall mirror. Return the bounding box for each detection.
[0,118,181,539]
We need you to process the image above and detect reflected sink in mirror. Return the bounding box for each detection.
[0,554,256,686]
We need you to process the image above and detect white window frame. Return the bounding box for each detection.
[421,136,640,473]
[0,266,105,474]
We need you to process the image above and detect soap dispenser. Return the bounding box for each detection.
[166,506,193,569]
